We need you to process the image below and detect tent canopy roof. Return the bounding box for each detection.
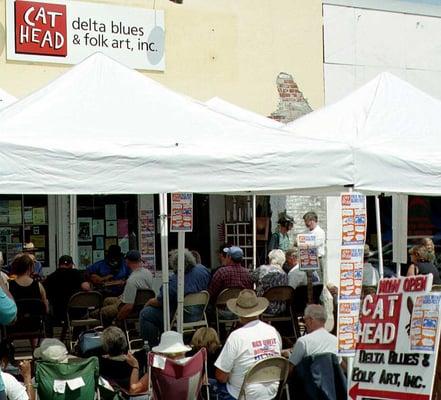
[0,53,352,195]
[286,72,441,196]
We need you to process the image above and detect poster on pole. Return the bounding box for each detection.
[297,233,319,271]
[341,193,367,246]
[170,193,193,233]
[337,300,360,355]
[349,275,441,400]
[410,293,441,354]
[339,247,364,300]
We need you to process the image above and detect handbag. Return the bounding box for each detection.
[77,329,103,356]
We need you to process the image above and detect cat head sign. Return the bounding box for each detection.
[7,0,165,70]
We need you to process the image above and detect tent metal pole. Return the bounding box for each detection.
[159,193,170,331]
[375,196,384,279]
[177,231,185,333]
[69,195,78,265]
[253,195,257,269]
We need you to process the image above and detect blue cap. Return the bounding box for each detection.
[223,246,244,261]
[126,250,141,262]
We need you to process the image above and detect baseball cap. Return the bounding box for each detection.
[223,246,244,261]
[59,255,73,265]
[126,250,141,262]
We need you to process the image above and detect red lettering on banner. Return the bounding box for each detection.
[403,276,427,292]
[378,279,401,294]
[357,294,402,350]
[15,0,67,56]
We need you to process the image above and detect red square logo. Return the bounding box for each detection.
[15,0,67,57]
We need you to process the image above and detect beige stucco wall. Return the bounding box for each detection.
[0,0,324,115]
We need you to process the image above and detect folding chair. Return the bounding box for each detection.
[215,288,242,338]
[123,288,156,351]
[147,348,208,400]
[171,291,210,334]
[66,291,103,351]
[261,286,301,340]
[35,356,99,399]
[6,298,46,346]
[238,356,289,400]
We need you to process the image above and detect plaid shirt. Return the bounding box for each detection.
[208,264,253,301]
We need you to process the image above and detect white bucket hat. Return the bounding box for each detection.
[152,331,191,354]
[34,339,69,363]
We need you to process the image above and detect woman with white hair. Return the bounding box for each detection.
[252,249,288,315]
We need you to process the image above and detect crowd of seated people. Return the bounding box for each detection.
[1,231,436,400]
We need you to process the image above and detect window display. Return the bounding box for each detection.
[77,195,138,269]
[0,195,49,268]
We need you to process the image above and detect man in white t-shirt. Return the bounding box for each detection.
[287,304,337,368]
[213,290,282,400]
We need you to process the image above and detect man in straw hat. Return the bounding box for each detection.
[213,289,282,400]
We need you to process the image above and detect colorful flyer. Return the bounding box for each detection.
[297,233,319,271]
[117,219,129,237]
[32,206,46,225]
[9,200,22,225]
[341,193,367,246]
[170,193,193,232]
[410,293,441,354]
[337,300,360,356]
[140,208,156,270]
[93,250,104,263]
[339,246,364,300]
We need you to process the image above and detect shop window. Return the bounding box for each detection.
[0,195,49,268]
[77,195,138,269]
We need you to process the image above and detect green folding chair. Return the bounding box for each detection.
[35,356,99,399]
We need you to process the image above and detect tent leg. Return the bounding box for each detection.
[253,195,257,269]
[177,231,185,334]
[159,193,170,331]
[375,196,384,279]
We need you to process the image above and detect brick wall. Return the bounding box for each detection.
[269,72,326,246]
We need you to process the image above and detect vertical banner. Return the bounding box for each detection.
[170,193,193,233]
[349,275,441,400]
[140,209,156,271]
[297,233,319,271]
[337,192,367,356]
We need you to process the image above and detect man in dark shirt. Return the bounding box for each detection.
[45,255,91,323]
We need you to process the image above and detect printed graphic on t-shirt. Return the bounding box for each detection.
[252,338,278,361]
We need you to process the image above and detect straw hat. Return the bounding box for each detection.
[227,289,269,318]
[152,331,192,354]
[34,339,68,363]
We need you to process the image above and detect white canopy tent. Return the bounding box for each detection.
[0,53,355,334]
[0,53,353,195]
[0,89,16,110]
[206,97,284,129]
[285,72,441,196]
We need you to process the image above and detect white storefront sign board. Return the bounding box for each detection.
[6,0,165,70]
[349,275,440,400]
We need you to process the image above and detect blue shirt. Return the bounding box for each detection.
[157,264,211,308]
[86,259,130,280]
[0,288,17,392]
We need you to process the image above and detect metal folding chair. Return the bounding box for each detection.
[171,291,210,334]
[215,288,242,338]
[123,288,155,351]
[238,356,289,400]
[66,291,103,351]
[261,286,301,340]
